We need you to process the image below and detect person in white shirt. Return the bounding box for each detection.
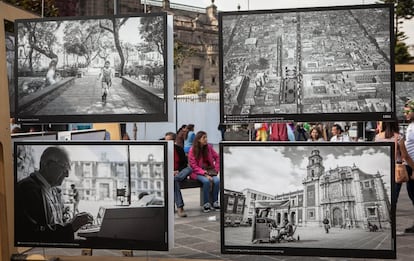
[330,124,350,142]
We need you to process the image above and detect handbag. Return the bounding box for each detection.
[395,163,409,183]
[395,136,409,183]
[205,167,218,176]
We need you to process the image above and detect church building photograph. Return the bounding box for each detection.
[221,142,394,253]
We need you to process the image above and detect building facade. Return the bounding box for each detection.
[234,149,391,230]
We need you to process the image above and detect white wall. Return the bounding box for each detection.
[126,101,222,144]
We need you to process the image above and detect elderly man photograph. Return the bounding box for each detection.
[15,146,93,243]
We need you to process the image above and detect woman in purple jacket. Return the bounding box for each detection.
[188,131,220,212]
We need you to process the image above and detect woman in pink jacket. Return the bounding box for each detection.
[188,131,220,212]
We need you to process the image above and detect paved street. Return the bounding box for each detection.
[23,185,414,261]
[22,73,159,115]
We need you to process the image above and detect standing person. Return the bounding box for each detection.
[184,124,195,154]
[45,59,58,86]
[188,131,220,212]
[97,60,113,102]
[15,146,93,243]
[165,132,192,218]
[176,124,188,148]
[69,184,80,216]
[323,217,330,233]
[398,100,414,233]
[307,126,325,142]
[330,124,350,142]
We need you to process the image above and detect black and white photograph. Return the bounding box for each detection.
[220,142,395,259]
[6,31,15,117]
[220,4,394,123]
[15,13,169,123]
[395,81,414,121]
[14,141,171,251]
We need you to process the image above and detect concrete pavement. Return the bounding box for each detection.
[23,185,414,261]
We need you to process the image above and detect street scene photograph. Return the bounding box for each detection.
[221,5,393,122]
[221,143,394,257]
[14,142,169,250]
[15,14,167,122]
[395,81,414,121]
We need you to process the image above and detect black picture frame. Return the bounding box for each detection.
[13,140,172,251]
[14,12,170,123]
[220,141,396,259]
[219,4,395,123]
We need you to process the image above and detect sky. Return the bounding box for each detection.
[222,145,392,197]
[171,0,414,45]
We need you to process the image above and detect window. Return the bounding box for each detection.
[368,207,376,216]
[364,181,371,188]
[193,68,201,81]
[211,76,216,84]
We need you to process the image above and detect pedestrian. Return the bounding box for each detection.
[15,146,93,243]
[188,131,220,212]
[398,100,414,234]
[97,60,113,102]
[69,184,80,215]
[323,217,330,233]
[45,59,58,86]
[330,124,350,142]
[307,126,324,142]
[165,132,192,217]
[176,124,188,148]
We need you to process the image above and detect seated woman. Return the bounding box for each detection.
[188,131,220,213]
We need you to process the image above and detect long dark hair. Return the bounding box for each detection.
[192,131,208,160]
[380,121,399,139]
[185,124,195,140]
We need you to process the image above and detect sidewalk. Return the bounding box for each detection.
[21,184,414,261]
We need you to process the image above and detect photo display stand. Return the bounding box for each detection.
[218,2,397,260]
[0,2,38,260]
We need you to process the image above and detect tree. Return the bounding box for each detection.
[381,0,414,62]
[63,20,113,67]
[100,18,129,75]
[4,0,58,17]
[139,16,165,56]
[19,21,60,72]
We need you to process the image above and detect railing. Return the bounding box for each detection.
[175,93,219,103]
[146,0,206,13]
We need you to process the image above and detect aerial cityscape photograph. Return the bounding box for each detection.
[221,5,393,122]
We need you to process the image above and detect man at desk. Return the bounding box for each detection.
[15,146,93,243]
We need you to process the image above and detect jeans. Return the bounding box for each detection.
[174,166,192,208]
[196,174,220,205]
[395,165,414,205]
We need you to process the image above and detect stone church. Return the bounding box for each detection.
[273,149,391,229]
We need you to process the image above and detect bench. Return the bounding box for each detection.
[179,179,206,206]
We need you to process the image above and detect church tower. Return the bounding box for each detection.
[306,149,325,180]
[303,149,325,226]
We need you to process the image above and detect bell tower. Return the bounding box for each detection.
[306,149,325,180]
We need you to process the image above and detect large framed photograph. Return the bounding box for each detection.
[14,12,171,123]
[14,141,173,251]
[220,142,395,259]
[219,4,395,123]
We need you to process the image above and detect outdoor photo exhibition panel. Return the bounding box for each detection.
[220,142,396,259]
[13,141,172,251]
[219,4,395,123]
[14,12,170,123]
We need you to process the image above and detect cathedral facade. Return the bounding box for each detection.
[274,149,391,229]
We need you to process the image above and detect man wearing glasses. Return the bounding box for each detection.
[15,146,93,243]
